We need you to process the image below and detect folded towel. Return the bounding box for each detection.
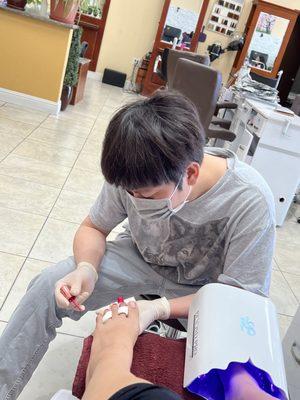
[72,333,200,399]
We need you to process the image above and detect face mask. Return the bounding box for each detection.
[128,177,191,220]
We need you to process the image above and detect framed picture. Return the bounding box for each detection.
[256,12,276,34]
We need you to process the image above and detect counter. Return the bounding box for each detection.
[0,5,77,113]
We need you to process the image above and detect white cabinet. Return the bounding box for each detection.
[229,99,300,226]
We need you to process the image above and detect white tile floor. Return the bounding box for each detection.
[0,79,299,398]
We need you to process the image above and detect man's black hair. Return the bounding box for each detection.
[101,90,206,190]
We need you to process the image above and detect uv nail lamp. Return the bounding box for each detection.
[184,283,288,400]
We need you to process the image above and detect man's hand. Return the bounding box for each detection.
[55,262,98,311]
[136,297,170,333]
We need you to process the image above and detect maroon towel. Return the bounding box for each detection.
[72,333,201,399]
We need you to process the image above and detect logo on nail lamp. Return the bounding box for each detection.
[240,316,256,336]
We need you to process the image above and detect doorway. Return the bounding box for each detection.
[77,0,111,71]
[277,15,300,106]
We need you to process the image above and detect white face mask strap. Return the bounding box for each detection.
[185,185,192,203]
[171,185,192,213]
[169,174,192,213]
[169,174,183,201]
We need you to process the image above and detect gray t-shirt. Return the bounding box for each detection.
[90,148,276,296]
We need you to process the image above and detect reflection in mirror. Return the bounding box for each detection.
[247,12,289,73]
[80,0,106,18]
[161,1,203,48]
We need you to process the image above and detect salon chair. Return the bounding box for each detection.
[164,49,237,135]
[171,58,236,142]
[162,25,182,43]
[166,49,210,87]
[249,50,269,70]
[212,101,237,130]
[157,48,210,84]
[156,48,170,81]
[80,41,89,58]
[250,70,283,90]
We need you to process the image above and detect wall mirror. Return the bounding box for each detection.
[231,0,298,80]
[161,1,203,48]
[247,12,289,73]
[141,0,209,96]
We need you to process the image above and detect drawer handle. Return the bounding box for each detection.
[282,120,291,136]
[291,341,300,365]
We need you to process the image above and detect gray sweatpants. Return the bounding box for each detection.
[0,236,198,399]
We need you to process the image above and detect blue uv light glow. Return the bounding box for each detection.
[187,360,287,400]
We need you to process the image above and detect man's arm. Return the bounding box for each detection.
[73,216,109,272]
[55,182,128,310]
[137,294,195,332]
[168,294,194,319]
[218,221,275,296]
[139,219,275,326]
[55,215,108,309]
[74,181,128,272]
[162,220,275,319]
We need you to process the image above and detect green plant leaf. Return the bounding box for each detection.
[63,27,82,87]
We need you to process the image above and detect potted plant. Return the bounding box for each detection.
[80,0,102,18]
[26,0,48,16]
[50,0,80,24]
[61,28,82,111]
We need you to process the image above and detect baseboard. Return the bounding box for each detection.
[87,71,103,81]
[0,87,61,114]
